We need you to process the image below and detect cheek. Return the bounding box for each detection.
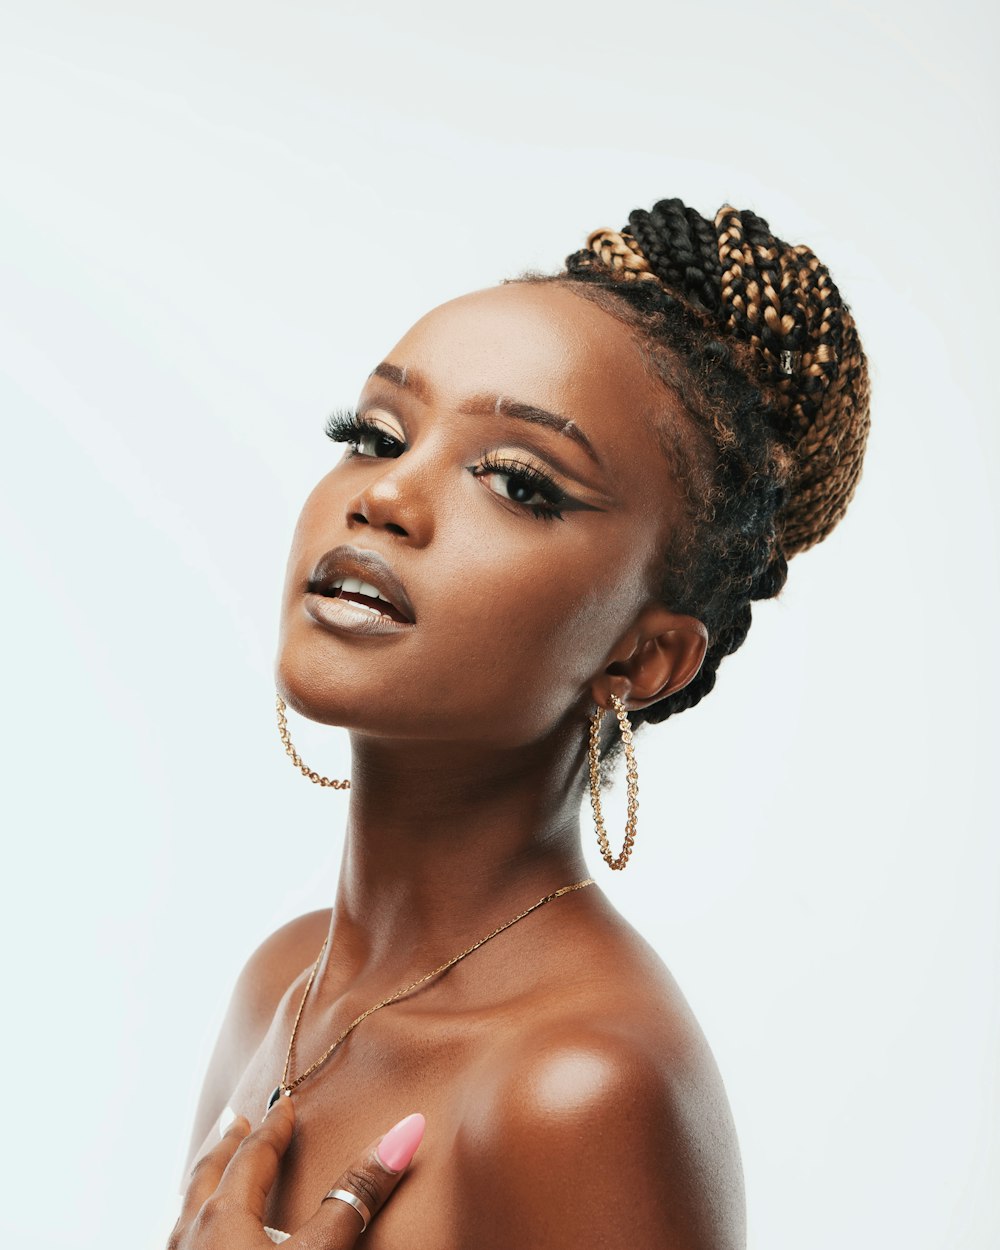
[281,476,336,588]
[427,520,645,707]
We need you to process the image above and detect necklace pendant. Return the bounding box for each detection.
[266,1085,286,1114]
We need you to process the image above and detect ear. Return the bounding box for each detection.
[589,603,709,713]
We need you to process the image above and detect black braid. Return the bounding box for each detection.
[627,197,722,314]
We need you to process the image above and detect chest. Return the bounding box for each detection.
[221,995,507,1247]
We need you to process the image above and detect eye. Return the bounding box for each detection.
[324,408,405,459]
[470,455,567,522]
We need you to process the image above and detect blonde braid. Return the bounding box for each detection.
[583,228,660,282]
[583,203,871,558]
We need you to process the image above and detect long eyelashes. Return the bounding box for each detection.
[470,454,566,522]
[323,408,403,457]
[323,408,568,522]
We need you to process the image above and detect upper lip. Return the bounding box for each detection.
[306,545,416,623]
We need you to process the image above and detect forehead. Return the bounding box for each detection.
[383,282,667,433]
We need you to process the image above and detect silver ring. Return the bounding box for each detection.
[322,1187,371,1231]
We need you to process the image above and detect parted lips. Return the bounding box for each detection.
[307,544,416,624]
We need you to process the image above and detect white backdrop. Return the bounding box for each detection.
[1,3,997,1248]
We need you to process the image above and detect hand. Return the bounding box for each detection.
[169,1096,426,1249]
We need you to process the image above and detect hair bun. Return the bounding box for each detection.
[594,199,871,558]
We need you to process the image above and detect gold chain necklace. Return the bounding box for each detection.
[265,877,597,1115]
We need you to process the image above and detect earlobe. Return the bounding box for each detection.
[594,607,708,711]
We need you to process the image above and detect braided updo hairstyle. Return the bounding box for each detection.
[510,198,870,763]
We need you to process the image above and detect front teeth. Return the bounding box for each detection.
[331,577,391,609]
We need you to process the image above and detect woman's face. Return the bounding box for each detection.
[276,280,692,748]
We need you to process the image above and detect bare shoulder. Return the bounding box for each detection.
[181,908,330,1179]
[453,917,746,1250]
[224,908,332,1041]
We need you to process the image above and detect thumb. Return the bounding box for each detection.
[292,1112,425,1250]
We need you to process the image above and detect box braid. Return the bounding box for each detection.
[509,197,870,763]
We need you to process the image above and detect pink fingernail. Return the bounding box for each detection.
[375,1112,425,1172]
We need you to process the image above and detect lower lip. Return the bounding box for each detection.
[303,592,415,637]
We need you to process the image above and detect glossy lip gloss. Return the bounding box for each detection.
[303,592,416,638]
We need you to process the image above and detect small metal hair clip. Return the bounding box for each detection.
[779,349,802,376]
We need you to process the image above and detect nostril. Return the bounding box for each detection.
[386,522,408,536]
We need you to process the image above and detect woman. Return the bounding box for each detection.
[170,197,870,1249]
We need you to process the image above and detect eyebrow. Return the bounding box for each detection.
[366,361,602,467]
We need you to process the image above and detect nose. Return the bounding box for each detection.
[343,457,434,546]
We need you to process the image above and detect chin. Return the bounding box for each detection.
[272,640,421,737]
[274,644,356,727]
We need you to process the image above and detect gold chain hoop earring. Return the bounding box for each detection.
[275,692,351,790]
[588,693,639,870]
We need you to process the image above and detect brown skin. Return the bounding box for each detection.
[172,1099,422,1249]
[183,282,745,1248]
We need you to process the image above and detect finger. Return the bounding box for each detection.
[180,1116,253,1222]
[292,1112,425,1250]
[214,1092,297,1221]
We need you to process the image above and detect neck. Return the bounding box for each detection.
[325,725,593,984]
